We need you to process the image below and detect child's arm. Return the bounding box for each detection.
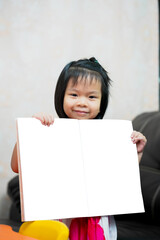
[11,143,18,173]
[131,131,147,163]
[11,113,54,173]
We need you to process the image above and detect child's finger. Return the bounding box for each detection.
[47,115,54,126]
[131,132,147,146]
[43,114,49,125]
[132,135,145,141]
[131,130,139,139]
[49,115,54,124]
[41,114,54,126]
[39,113,47,125]
[32,113,50,126]
[134,135,147,143]
[131,133,139,143]
[131,132,136,142]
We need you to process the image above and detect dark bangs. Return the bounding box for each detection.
[67,67,103,86]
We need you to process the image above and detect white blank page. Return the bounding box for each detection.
[17,118,88,221]
[79,119,144,216]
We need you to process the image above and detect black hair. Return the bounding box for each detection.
[54,57,111,119]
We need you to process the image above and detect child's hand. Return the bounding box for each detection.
[32,113,54,126]
[131,131,147,162]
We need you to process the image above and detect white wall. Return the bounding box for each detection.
[0,0,158,218]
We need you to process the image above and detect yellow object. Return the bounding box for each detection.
[19,220,69,240]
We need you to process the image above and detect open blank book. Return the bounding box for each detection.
[16,118,144,221]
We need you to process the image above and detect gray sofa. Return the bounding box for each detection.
[116,111,160,239]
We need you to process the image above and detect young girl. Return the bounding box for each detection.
[11,57,147,240]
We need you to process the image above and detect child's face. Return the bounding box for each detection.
[63,77,102,119]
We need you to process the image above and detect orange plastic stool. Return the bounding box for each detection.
[19,220,69,240]
[0,224,38,240]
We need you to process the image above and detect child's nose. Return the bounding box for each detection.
[77,97,87,106]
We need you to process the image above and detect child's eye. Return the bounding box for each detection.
[70,93,77,97]
[89,96,96,99]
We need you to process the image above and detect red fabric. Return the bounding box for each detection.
[88,217,105,240]
[70,218,88,240]
[70,217,105,240]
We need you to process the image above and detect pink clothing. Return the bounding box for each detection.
[69,216,116,240]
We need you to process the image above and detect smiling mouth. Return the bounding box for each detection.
[73,110,89,115]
